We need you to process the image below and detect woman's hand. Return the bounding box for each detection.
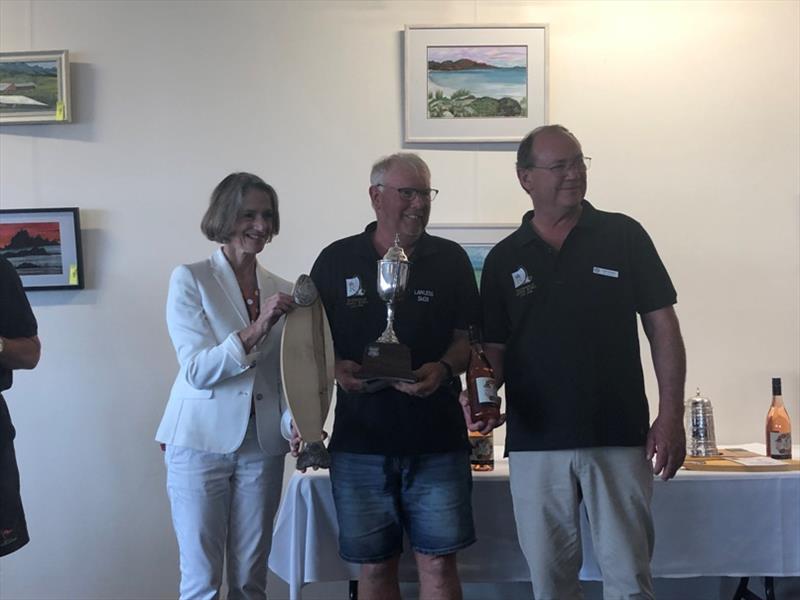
[289,420,302,457]
[289,421,329,473]
[238,291,295,352]
[258,292,296,333]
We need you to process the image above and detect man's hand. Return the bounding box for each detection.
[335,359,365,393]
[392,361,447,397]
[646,413,686,481]
[458,390,506,434]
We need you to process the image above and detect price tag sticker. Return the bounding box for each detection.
[69,264,78,285]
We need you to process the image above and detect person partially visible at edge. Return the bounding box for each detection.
[464,125,687,600]
[155,172,296,600]
[301,153,480,600]
[0,255,41,557]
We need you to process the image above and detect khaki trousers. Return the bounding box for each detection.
[509,447,655,600]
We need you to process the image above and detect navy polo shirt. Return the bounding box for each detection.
[310,222,480,455]
[481,201,677,451]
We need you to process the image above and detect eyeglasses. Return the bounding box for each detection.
[525,156,591,176]
[376,184,439,202]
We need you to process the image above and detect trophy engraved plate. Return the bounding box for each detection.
[358,235,417,383]
[280,275,335,470]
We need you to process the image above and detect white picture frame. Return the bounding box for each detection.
[0,49,72,125]
[404,24,548,143]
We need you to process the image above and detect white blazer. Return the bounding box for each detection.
[156,248,293,455]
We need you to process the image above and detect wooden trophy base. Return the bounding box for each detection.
[358,341,417,384]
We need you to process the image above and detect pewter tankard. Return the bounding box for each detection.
[685,388,720,457]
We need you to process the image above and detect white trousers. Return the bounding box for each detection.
[509,447,654,600]
[165,418,285,600]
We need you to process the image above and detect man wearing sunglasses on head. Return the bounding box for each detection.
[304,153,479,600]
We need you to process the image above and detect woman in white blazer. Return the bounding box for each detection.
[156,172,295,600]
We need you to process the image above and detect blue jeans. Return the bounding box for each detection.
[329,451,476,563]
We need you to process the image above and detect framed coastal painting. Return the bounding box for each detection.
[427,223,516,286]
[0,50,71,124]
[0,207,84,290]
[404,25,548,143]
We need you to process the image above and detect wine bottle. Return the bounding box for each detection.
[469,429,494,472]
[766,377,792,459]
[466,325,500,423]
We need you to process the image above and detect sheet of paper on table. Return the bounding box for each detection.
[730,456,789,467]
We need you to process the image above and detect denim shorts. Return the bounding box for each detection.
[329,451,476,563]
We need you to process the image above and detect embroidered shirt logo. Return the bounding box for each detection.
[511,266,532,289]
[345,276,365,297]
[592,267,619,279]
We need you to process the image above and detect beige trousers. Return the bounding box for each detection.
[509,447,655,600]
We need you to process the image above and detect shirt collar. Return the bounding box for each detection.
[356,221,437,261]
[512,199,598,248]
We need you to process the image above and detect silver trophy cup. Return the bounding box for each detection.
[358,234,416,382]
[376,237,410,343]
[685,388,720,457]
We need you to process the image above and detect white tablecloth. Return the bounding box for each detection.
[268,444,800,600]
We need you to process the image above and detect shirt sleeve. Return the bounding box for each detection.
[450,244,480,331]
[0,257,37,339]
[480,246,510,344]
[627,220,677,314]
[310,247,335,327]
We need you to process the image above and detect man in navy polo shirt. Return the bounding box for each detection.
[475,125,687,600]
[310,153,479,600]
[0,255,41,557]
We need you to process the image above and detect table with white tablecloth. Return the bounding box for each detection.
[268,444,800,600]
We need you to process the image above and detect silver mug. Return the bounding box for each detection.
[685,388,719,457]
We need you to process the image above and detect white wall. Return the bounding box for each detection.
[0,1,797,598]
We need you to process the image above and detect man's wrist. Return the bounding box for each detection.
[0,337,5,355]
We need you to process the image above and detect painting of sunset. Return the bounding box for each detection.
[427,45,527,119]
[0,221,63,275]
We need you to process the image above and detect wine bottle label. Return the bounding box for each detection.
[469,434,494,465]
[769,432,792,458]
[476,377,498,405]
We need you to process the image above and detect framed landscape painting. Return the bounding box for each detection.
[0,50,71,124]
[0,207,84,290]
[404,25,548,143]
[427,223,516,286]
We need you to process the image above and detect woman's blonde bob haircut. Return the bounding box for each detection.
[200,172,280,243]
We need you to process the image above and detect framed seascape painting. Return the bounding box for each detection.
[427,223,516,286]
[404,25,548,143]
[0,50,71,124]
[0,207,84,290]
